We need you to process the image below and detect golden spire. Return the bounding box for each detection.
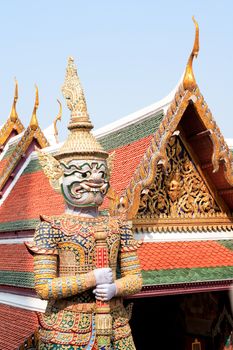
[61,56,92,131]
[56,57,108,162]
[10,78,18,122]
[183,16,199,91]
[53,99,62,142]
[30,85,39,131]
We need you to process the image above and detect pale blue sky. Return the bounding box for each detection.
[0,1,232,140]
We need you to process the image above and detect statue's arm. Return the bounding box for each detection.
[33,254,96,300]
[26,221,96,300]
[114,220,142,297]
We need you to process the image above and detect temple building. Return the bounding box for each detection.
[0,19,233,349]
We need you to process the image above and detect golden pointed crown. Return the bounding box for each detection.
[55,57,108,162]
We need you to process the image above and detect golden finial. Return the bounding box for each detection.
[53,99,62,142]
[61,56,92,130]
[30,85,39,131]
[10,78,18,122]
[183,16,199,91]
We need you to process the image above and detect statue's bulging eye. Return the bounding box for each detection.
[81,171,91,178]
[99,171,106,179]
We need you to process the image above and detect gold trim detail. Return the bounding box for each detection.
[133,213,233,233]
[183,16,199,91]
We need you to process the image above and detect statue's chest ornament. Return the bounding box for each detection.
[46,215,120,239]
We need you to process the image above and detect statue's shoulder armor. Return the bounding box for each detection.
[25,216,60,255]
[117,217,142,252]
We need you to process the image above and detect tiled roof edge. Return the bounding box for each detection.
[0,271,34,288]
[98,111,164,151]
[1,266,233,289]
[0,219,39,232]
[142,266,233,285]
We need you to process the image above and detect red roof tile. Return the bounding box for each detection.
[0,171,65,222]
[0,244,33,272]
[138,241,233,271]
[0,303,38,350]
[109,135,153,195]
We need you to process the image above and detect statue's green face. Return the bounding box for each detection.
[60,159,109,208]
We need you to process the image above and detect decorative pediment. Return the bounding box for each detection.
[137,136,220,219]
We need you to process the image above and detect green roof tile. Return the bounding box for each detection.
[0,219,40,232]
[142,266,233,285]
[23,159,42,175]
[98,111,164,151]
[0,271,34,288]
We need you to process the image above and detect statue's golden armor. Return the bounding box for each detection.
[27,214,141,349]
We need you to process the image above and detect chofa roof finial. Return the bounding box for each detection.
[53,99,62,143]
[183,16,199,91]
[9,78,18,122]
[30,85,39,131]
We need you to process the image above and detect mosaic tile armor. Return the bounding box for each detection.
[27,214,141,349]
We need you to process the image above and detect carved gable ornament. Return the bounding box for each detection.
[133,133,233,232]
[137,136,220,218]
[134,135,231,232]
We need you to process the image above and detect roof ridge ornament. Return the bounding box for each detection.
[183,16,199,91]
[30,85,39,131]
[9,78,18,122]
[53,99,62,143]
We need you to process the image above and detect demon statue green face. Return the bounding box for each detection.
[61,159,109,207]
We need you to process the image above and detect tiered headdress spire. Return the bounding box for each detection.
[56,57,108,161]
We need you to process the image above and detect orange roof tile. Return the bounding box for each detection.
[138,241,233,271]
[0,304,38,350]
[0,244,33,272]
[0,171,65,222]
[109,134,153,195]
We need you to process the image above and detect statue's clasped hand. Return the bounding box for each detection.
[93,283,117,301]
[93,268,116,301]
[93,267,113,285]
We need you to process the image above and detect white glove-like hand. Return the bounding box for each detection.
[93,268,113,285]
[93,283,117,301]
